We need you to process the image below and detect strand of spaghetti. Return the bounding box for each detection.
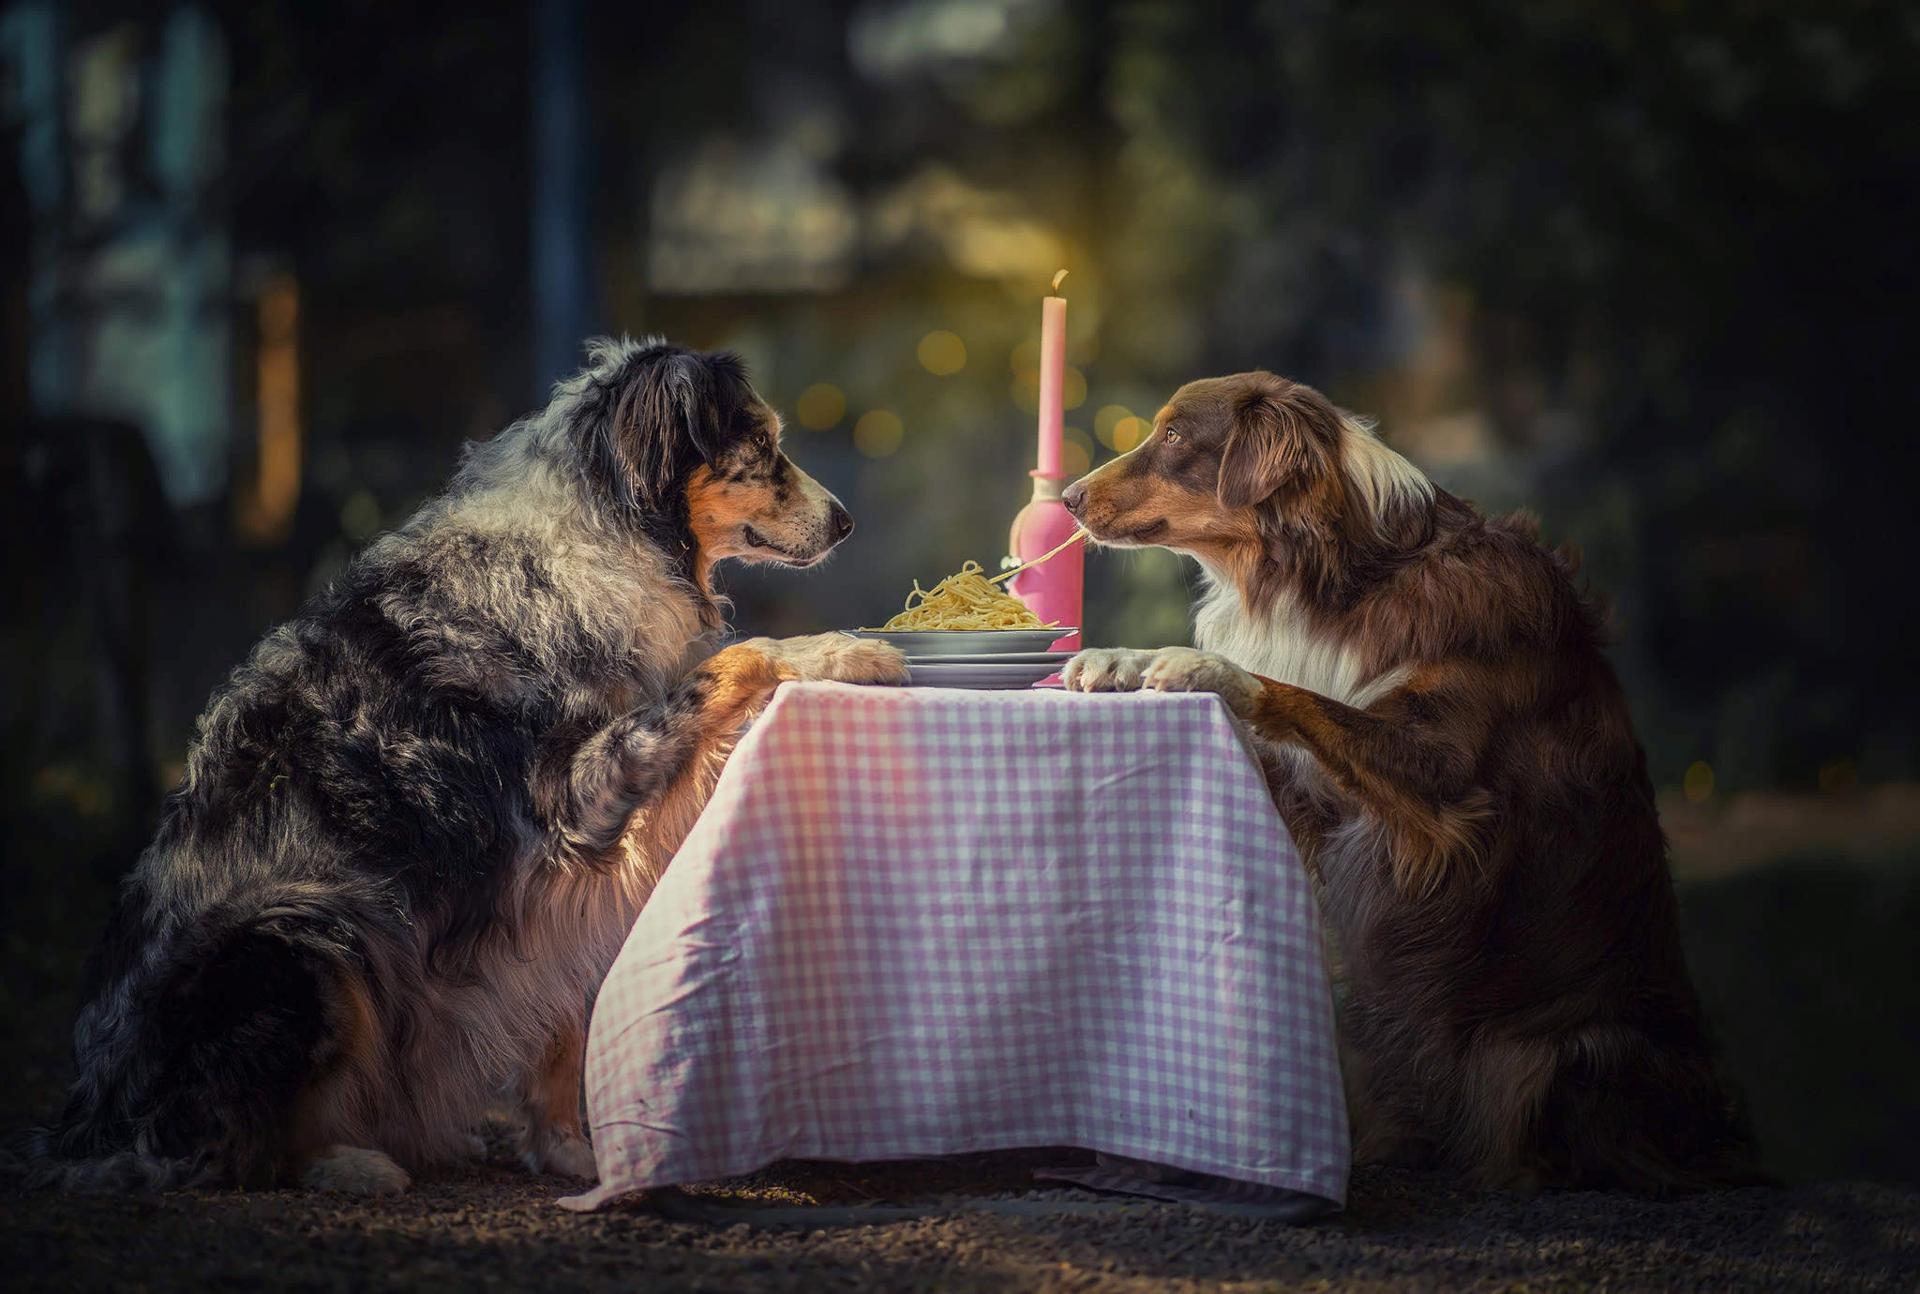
[987,528,1088,585]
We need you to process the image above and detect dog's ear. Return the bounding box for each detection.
[653,350,721,463]
[609,349,744,510]
[661,349,754,462]
[1217,375,1337,509]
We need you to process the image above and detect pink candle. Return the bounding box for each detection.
[1036,271,1067,478]
[1009,269,1083,654]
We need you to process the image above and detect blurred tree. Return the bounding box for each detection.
[855,0,1920,787]
[1217,0,1920,787]
[13,0,1912,792]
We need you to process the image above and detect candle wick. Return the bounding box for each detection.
[1051,269,1068,293]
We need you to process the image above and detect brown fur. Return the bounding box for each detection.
[1064,371,1764,1193]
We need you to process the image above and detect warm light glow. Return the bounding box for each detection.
[854,409,904,457]
[943,217,1065,283]
[796,383,846,429]
[1061,428,1092,477]
[1683,761,1715,803]
[918,330,966,375]
[1009,339,1040,375]
[1094,404,1132,447]
[1110,415,1150,452]
[238,273,301,544]
[1051,268,1068,292]
[1011,371,1039,415]
[1061,365,1087,411]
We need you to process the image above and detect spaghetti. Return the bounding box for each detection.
[867,530,1086,631]
[871,561,1047,631]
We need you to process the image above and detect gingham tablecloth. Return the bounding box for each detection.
[559,681,1349,1212]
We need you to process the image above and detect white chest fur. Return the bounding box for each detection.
[1193,578,1391,707]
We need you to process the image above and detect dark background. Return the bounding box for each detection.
[3,0,1917,1186]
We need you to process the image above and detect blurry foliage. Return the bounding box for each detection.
[7,0,1919,825]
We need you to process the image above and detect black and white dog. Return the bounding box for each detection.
[13,338,905,1195]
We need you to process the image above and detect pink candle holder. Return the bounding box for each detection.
[1008,477,1083,653]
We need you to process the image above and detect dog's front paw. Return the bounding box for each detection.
[750,632,910,686]
[301,1145,411,1197]
[1063,647,1157,692]
[1139,647,1263,718]
[523,1131,598,1181]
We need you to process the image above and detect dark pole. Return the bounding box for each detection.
[531,0,595,404]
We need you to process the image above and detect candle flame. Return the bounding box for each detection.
[1051,269,1068,293]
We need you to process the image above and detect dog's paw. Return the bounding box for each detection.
[1062,647,1156,693]
[1139,647,1263,717]
[301,1145,411,1197]
[748,632,910,687]
[522,1131,598,1181]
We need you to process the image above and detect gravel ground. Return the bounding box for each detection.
[7,842,1920,1292]
[6,1144,1918,1293]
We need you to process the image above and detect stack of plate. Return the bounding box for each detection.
[841,628,1075,690]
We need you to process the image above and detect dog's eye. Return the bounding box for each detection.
[1164,428,1181,445]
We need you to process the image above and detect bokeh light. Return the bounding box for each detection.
[853,409,904,457]
[1094,404,1132,448]
[917,330,966,375]
[1683,761,1715,803]
[1062,428,1093,477]
[1110,416,1151,452]
[1011,371,1038,414]
[1061,365,1087,411]
[795,383,846,430]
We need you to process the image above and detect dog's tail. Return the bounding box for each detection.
[3,1127,211,1193]
[5,886,360,1194]
[1544,1025,1780,1194]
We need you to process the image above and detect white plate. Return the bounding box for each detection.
[907,660,1064,690]
[904,651,1072,666]
[844,629,1073,656]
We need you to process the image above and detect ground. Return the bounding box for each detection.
[6,789,1920,1291]
[5,1150,1917,1293]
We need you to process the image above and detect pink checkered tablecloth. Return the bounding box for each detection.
[559,681,1349,1212]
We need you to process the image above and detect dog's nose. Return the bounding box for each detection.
[828,501,854,542]
[1062,482,1087,516]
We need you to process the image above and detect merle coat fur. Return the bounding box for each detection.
[13,338,904,1194]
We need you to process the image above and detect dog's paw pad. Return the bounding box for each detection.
[1062,647,1155,693]
[302,1145,411,1197]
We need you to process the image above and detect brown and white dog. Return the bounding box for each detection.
[1061,371,1761,1192]
[13,339,907,1195]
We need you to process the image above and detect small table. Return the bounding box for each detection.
[560,682,1349,1214]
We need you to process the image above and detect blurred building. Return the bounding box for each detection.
[3,3,232,508]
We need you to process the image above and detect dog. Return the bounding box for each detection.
[12,338,906,1195]
[1060,371,1761,1192]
